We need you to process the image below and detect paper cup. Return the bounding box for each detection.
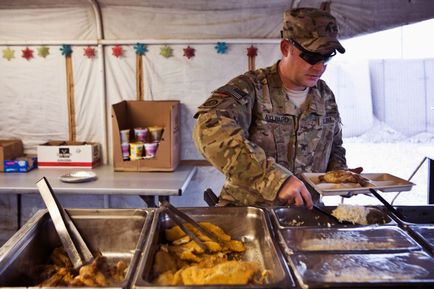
[134,127,148,142]
[144,142,158,157]
[120,129,130,143]
[148,126,164,142]
[130,142,144,160]
[121,143,130,160]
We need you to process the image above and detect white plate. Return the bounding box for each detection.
[59,171,97,183]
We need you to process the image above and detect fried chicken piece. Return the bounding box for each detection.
[180,260,261,285]
[38,267,74,287]
[50,247,73,267]
[153,249,178,274]
[319,170,360,183]
[165,222,231,242]
[223,240,246,253]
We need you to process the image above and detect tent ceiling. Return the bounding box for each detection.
[0,0,433,41]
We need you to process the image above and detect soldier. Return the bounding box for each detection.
[193,7,349,208]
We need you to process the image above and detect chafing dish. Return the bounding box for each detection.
[132,206,294,288]
[0,208,153,288]
[271,205,394,229]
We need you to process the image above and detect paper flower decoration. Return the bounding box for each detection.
[83,46,96,58]
[2,47,15,61]
[22,47,34,61]
[160,45,173,58]
[60,44,73,56]
[133,43,148,56]
[215,42,228,54]
[247,45,258,57]
[37,46,50,58]
[112,45,123,57]
[183,46,195,59]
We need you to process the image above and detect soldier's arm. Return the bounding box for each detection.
[193,79,290,202]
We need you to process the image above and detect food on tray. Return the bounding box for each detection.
[331,204,370,225]
[299,236,395,250]
[37,247,127,287]
[319,170,360,183]
[152,222,267,285]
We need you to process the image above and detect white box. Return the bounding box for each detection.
[37,141,100,168]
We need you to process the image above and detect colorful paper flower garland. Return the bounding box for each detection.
[1,41,261,61]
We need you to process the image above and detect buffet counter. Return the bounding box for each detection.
[0,205,433,288]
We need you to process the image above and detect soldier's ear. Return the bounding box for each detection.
[280,39,292,56]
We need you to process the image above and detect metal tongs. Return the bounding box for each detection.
[36,177,94,269]
[160,200,222,252]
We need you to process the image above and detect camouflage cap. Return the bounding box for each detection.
[282,7,345,54]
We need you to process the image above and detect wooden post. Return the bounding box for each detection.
[136,54,144,101]
[65,55,76,142]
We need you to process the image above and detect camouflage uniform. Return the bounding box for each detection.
[193,8,347,206]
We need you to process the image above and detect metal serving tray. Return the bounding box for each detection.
[0,208,153,288]
[393,205,434,225]
[278,226,421,253]
[302,173,415,196]
[289,251,434,288]
[132,206,294,289]
[271,206,394,229]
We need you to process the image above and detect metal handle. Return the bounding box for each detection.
[36,177,93,269]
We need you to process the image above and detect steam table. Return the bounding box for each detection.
[0,164,197,226]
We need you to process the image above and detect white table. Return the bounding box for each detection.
[0,164,197,225]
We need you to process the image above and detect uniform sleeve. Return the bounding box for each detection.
[192,76,291,201]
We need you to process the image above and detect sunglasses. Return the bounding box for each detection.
[288,38,336,65]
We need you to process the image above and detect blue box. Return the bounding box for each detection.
[4,156,37,173]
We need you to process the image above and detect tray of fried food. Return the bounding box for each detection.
[133,206,293,288]
[302,170,415,196]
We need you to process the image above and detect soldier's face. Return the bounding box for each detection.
[280,39,327,90]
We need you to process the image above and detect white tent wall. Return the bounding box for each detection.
[370,59,434,136]
[0,46,69,147]
[322,59,373,137]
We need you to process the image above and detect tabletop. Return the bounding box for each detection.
[0,164,197,196]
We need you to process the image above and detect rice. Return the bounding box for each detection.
[331,204,369,225]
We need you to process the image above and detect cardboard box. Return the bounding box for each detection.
[0,139,24,172]
[37,141,100,168]
[112,100,180,172]
[4,155,37,172]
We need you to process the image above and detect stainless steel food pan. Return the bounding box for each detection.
[0,208,154,288]
[393,205,434,225]
[132,206,294,289]
[271,206,394,229]
[277,226,421,254]
[289,251,434,288]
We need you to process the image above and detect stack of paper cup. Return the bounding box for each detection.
[148,126,164,142]
[134,127,148,142]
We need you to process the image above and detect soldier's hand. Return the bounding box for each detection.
[277,175,313,209]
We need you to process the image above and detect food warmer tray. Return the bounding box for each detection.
[289,251,434,288]
[132,206,294,289]
[0,208,154,288]
[302,172,415,196]
[271,206,395,229]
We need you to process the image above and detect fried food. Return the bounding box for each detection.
[180,260,261,285]
[319,170,360,183]
[153,222,265,286]
[37,249,128,287]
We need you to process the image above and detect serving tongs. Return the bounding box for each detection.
[160,200,222,252]
[36,177,94,269]
[368,188,405,220]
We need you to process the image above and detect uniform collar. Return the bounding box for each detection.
[270,61,326,116]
